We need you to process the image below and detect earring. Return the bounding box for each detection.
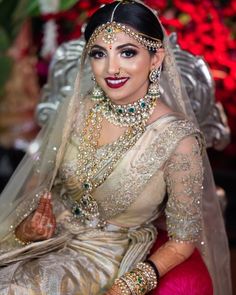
[91,75,105,101]
[148,66,161,97]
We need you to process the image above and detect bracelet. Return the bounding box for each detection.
[124,269,148,294]
[136,262,158,291]
[14,231,32,246]
[120,277,136,295]
[115,268,149,295]
[115,278,132,295]
[145,259,160,280]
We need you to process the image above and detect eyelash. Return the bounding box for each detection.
[89,50,106,59]
[121,49,137,58]
[89,49,138,59]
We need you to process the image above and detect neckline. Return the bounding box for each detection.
[96,112,184,150]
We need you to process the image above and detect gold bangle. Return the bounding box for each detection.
[115,278,132,295]
[136,262,158,291]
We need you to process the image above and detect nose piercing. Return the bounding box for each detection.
[114,68,122,78]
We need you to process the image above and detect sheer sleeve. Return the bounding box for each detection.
[163,135,204,243]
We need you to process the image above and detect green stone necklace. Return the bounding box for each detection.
[101,92,159,127]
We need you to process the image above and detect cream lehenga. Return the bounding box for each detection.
[0,1,232,295]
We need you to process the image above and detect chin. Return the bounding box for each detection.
[108,94,130,104]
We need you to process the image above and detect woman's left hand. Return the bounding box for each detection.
[105,284,123,295]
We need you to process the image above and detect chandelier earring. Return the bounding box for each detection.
[91,75,105,102]
[148,66,161,98]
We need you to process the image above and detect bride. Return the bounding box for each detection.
[0,1,231,294]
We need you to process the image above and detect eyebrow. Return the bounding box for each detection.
[90,43,139,51]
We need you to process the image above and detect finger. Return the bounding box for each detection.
[46,224,55,239]
[47,214,56,236]
[38,202,52,225]
[37,193,49,213]
[38,200,53,230]
[43,192,53,215]
[31,194,48,226]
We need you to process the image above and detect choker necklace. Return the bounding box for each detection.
[100,93,159,127]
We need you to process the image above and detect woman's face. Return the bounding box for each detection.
[89,31,163,105]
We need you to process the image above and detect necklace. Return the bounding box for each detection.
[63,103,146,228]
[100,92,159,127]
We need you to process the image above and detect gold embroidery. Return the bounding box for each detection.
[164,137,203,242]
[60,118,204,230]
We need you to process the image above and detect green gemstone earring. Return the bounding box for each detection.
[91,75,105,102]
[148,66,161,97]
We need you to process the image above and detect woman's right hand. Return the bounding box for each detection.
[15,192,56,243]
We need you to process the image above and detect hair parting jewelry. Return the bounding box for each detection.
[86,21,162,53]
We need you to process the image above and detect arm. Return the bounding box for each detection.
[149,135,203,276]
[107,135,204,294]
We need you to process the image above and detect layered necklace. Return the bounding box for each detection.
[100,92,158,127]
[63,92,158,228]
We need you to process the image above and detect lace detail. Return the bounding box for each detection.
[164,136,204,243]
[100,119,203,220]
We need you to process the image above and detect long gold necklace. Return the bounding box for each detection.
[68,103,145,227]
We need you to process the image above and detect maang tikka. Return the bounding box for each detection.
[148,66,161,97]
[86,1,162,53]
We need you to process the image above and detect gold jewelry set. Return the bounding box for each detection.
[101,92,158,127]
[115,262,158,294]
[91,66,161,127]
[66,104,146,228]
[86,21,162,53]
[66,0,162,228]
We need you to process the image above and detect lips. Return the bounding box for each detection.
[105,77,129,89]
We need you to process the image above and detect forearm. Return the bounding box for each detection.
[149,240,195,276]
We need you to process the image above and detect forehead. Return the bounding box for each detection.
[92,31,142,49]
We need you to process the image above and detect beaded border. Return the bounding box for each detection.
[86,21,163,52]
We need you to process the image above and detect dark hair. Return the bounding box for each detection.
[84,2,164,44]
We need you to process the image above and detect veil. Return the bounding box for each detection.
[0,1,232,294]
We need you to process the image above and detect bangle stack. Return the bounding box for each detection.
[115,261,159,295]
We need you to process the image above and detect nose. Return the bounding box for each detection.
[106,54,120,76]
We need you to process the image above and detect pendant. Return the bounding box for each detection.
[71,194,106,228]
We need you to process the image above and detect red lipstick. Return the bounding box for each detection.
[105,77,129,89]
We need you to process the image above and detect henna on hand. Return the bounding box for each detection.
[15,192,56,243]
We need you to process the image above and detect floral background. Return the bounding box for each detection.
[0,0,236,157]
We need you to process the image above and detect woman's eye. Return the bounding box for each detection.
[121,49,137,58]
[89,50,106,59]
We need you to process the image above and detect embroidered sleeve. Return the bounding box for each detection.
[163,135,204,243]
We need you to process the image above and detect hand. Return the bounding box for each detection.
[15,192,56,243]
[105,284,124,295]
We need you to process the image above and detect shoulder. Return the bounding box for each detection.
[148,100,175,125]
[147,102,205,155]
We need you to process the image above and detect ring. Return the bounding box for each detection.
[46,224,53,228]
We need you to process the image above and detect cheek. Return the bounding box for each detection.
[122,57,151,77]
[90,60,105,76]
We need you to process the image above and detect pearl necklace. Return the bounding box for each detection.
[100,93,159,127]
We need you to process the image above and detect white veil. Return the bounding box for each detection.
[0,1,232,294]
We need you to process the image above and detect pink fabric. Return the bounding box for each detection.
[148,230,213,295]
